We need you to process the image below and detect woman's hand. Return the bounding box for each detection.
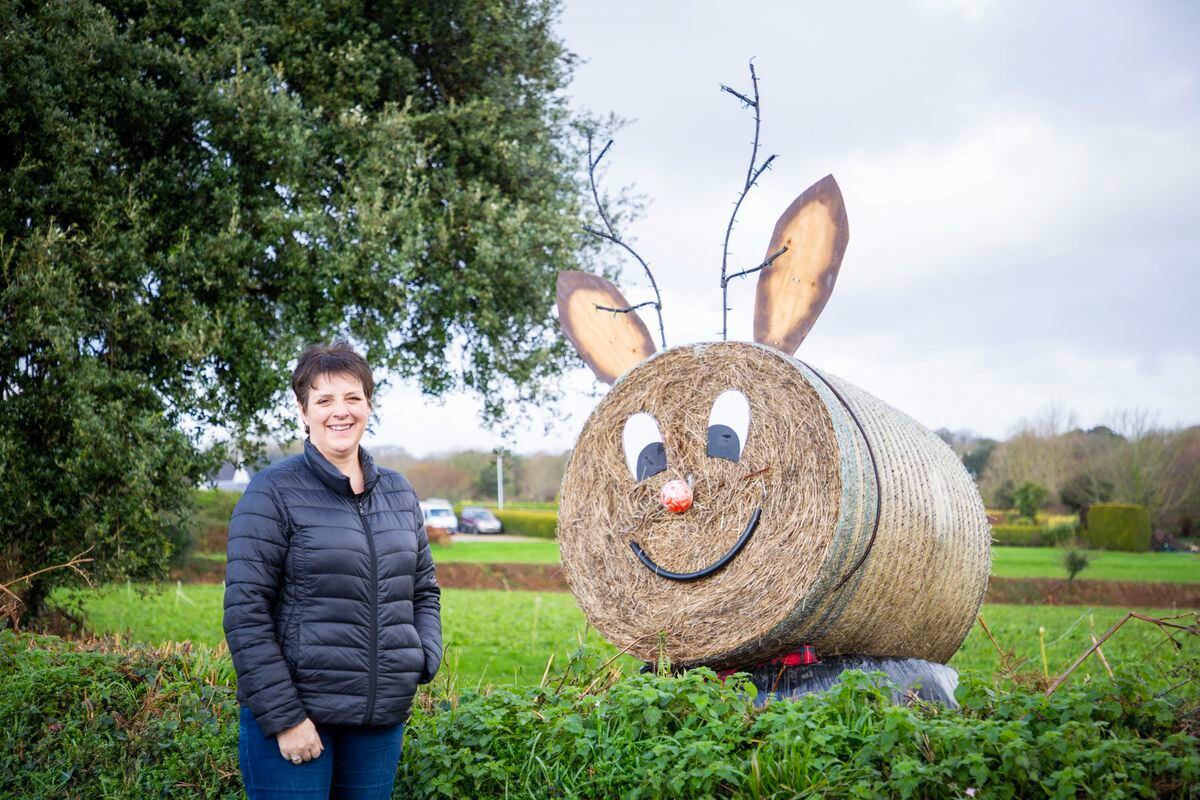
[277,718,323,764]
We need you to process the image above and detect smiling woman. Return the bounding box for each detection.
[223,341,442,800]
[292,345,375,491]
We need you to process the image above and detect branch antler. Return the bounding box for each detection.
[582,134,667,348]
[719,61,782,340]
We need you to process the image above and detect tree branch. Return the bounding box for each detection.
[582,134,667,348]
[1,546,95,629]
[722,246,787,286]
[720,61,778,340]
[719,85,755,108]
[594,301,660,314]
[1045,611,1199,695]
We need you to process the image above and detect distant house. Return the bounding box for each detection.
[208,463,258,492]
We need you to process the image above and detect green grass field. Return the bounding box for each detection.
[55,584,1196,690]
[990,547,1200,584]
[458,500,559,512]
[197,539,1200,583]
[430,538,561,564]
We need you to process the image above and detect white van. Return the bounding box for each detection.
[418,498,458,533]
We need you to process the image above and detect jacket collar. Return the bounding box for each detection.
[303,438,380,497]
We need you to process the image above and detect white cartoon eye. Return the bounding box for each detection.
[707,390,750,462]
[623,413,667,481]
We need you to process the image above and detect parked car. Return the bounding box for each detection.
[458,506,503,534]
[419,498,458,533]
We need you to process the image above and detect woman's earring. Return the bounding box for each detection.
[304,424,310,435]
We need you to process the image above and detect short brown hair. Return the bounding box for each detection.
[292,341,375,410]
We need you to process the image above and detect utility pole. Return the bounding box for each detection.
[496,451,505,510]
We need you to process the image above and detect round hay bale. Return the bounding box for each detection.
[558,341,990,669]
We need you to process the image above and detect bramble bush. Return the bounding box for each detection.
[3,630,1197,799]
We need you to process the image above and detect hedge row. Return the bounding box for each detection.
[491,509,557,539]
[2,630,1198,799]
[1085,503,1153,552]
[188,489,240,553]
[990,522,1077,547]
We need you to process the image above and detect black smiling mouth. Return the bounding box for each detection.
[629,507,762,582]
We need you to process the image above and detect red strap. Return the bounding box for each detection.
[716,646,818,680]
[777,646,818,667]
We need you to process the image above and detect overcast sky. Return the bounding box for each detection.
[365,0,1199,457]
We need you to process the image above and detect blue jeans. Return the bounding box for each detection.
[238,706,405,799]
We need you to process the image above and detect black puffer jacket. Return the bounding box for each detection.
[223,440,441,737]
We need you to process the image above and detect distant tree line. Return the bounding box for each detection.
[938,407,1200,540]
[380,449,570,504]
[260,440,570,504]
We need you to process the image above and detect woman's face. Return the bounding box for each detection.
[299,372,370,461]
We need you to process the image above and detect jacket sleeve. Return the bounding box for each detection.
[413,522,443,684]
[222,477,308,737]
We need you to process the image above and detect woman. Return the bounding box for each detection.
[223,342,441,799]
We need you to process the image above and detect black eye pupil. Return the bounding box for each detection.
[636,442,667,481]
[707,425,741,462]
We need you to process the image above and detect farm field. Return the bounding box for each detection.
[429,541,1200,583]
[192,539,1200,583]
[429,538,561,564]
[55,584,1196,689]
[989,546,1200,584]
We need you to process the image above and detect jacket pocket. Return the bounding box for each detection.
[281,599,303,671]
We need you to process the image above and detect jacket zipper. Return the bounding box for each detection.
[358,498,378,724]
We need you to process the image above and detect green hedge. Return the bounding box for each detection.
[2,631,1198,799]
[990,522,1076,547]
[189,488,240,552]
[492,509,558,539]
[1084,503,1152,552]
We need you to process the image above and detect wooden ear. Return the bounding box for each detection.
[557,271,657,384]
[753,175,849,355]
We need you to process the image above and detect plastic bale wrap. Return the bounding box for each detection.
[743,656,961,707]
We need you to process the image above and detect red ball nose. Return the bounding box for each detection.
[659,479,693,513]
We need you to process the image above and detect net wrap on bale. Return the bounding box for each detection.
[558,341,990,669]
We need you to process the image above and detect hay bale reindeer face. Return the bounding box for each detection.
[557,176,990,671]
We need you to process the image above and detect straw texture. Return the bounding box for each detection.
[558,341,990,668]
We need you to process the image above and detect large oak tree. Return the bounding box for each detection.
[0,0,597,617]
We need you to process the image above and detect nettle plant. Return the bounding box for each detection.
[555,66,991,675]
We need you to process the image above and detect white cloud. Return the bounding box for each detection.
[363,369,602,457]
[918,0,995,24]
[362,337,1200,458]
[801,334,1200,438]
[824,114,1089,290]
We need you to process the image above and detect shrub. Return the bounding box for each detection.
[492,509,558,539]
[189,489,241,553]
[0,632,241,799]
[1060,472,1113,513]
[991,523,1047,546]
[2,631,1198,799]
[1045,521,1080,545]
[992,480,1017,509]
[1084,503,1153,552]
[990,522,1075,547]
[1013,481,1049,522]
[1062,549,1091,582]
